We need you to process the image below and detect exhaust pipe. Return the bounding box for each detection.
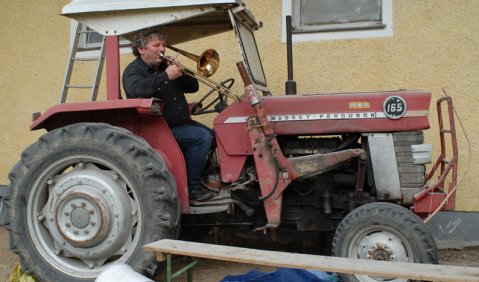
[285,15,297,95]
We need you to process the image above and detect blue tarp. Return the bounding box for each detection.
[221,268,339,282]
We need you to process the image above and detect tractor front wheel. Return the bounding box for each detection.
[332,202,437,282]
[6,123,180,281]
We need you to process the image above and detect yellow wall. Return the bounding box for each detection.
[1,1,478,210]
[0,0,69,182]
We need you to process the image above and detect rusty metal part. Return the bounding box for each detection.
[355,155,368,200]
[290,149,366,180]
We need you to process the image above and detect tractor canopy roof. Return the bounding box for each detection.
[62,0,268,91]
[61,0,261,45]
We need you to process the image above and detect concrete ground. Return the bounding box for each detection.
[1,227,479,281]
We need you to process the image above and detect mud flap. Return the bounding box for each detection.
[0,185,9,227]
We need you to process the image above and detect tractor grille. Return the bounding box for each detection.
[393,131,426,204]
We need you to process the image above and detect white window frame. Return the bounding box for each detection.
[282,0,393,43]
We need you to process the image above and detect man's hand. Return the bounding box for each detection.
[165,56,184,80]
[191,102,203,115]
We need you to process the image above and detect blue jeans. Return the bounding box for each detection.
[171,122,213,190]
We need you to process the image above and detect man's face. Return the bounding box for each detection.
[138,34,166,66]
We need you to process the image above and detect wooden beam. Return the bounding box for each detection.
[144,239,479,282]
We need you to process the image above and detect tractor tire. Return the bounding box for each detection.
[5,122,180,282]
[332,202,437,282]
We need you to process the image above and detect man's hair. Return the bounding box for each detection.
[131,30,167,57]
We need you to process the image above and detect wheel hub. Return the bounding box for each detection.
[356,231,408,262]
[55,190,109,248]
[42,163,136,262]
[367,243,393,261]
[70,207,90,229]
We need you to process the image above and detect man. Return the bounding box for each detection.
[122,30,215,202]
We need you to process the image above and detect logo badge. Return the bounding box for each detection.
[383,96,407,119]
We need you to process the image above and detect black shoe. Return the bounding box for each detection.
[189,187,215,202]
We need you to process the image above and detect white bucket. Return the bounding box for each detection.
[95,264,154,282]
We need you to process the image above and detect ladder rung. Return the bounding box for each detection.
[77,47,102,52]
[77,30,96,34]
[66,85,94,89]
[442,159,451,164]
[440,129,452,133]
[73,57,100,61]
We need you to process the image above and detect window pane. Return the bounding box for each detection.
[86,27,103,44]
[300,0,381,26]
[292,0,384,33]
[235,19,267,87]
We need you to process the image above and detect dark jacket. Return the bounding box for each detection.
[122,57,199,127]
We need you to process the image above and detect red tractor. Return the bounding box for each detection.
[1,1,458,281]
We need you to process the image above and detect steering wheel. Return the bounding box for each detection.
[192,78,235,115]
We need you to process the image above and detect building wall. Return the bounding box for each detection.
[1,0,478,210]
[0,0,69,183]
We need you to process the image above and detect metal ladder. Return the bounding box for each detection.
[60,21,106,103]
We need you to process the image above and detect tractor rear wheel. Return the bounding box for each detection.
[332,202,437,282]
[6,123,180,281]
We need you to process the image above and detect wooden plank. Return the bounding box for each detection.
[144,239,479,282]
[155,252,167,262]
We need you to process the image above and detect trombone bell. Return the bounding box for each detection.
[163,46,239,102]
[167,46,220,77]
[198,49,219,77]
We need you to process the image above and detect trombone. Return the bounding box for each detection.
[161,46,240,101]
